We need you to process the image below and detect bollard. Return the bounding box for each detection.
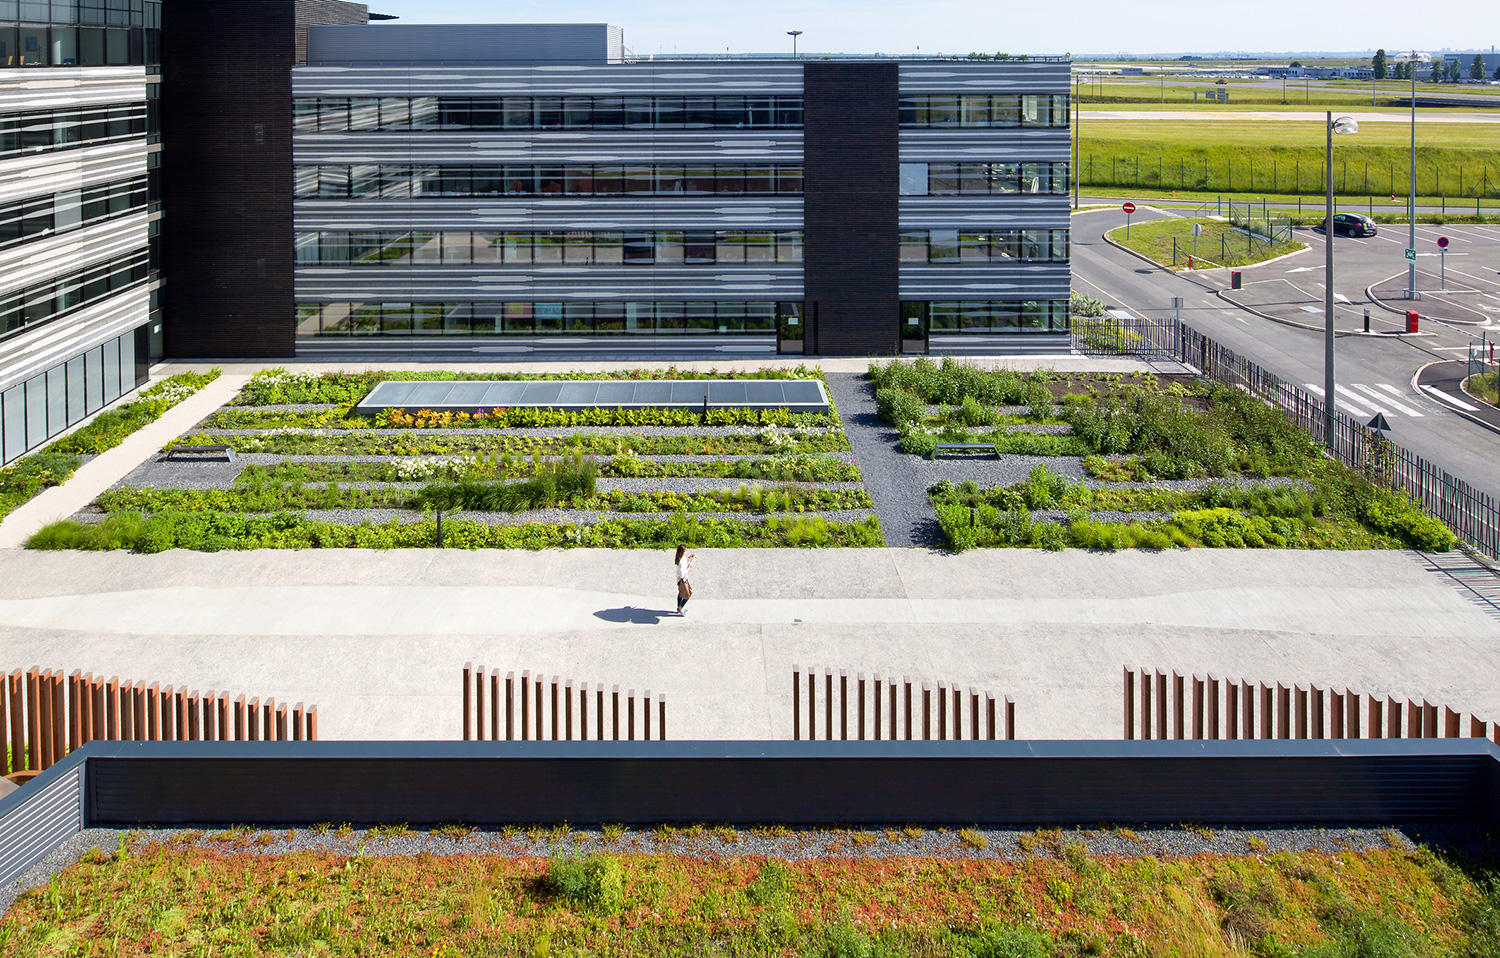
[1406,310,1419,334]
[436,509,443,547]
[1363,309,1370,333]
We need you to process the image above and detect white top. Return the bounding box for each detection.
[676,556,693,582]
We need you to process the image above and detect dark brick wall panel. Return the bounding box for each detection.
[803,62,899,356]
[161,0,295,359]
[294,0,369,65]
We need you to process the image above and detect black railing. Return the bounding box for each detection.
[1073,312,1500,559]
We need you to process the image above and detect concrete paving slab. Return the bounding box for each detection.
[0,548,1497,742]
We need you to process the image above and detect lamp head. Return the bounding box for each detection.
[1331,115,1358,135]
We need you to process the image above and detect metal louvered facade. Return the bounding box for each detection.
[286,25,1071,356]
[0,0,160,464]
[0,758,84,889]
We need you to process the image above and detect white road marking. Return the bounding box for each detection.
[1304,383,1373,417]
[1353,383,1423,417]
[1421,384,1480,412]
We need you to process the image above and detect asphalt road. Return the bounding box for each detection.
[1071,205,1500,498]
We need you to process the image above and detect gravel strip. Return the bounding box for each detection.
[2,822,1441,914]
[193,425,839,438]
[598,478,865,494]
[823,372,940,548]
[160,508,881,527]
[1029,510,1173,523]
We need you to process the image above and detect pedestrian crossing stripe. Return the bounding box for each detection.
[1302,383,1425,419]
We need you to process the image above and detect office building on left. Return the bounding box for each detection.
[0,0,161,465]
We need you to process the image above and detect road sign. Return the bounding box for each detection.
[1121,202,1136,214]
[1191,224,1203,238]
[1367,412,1392,433]
[1404,248,1417,262]
[1437,236,1449,249]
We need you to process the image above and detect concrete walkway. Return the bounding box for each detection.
[1,548,1496,742]
[0,374,249,548]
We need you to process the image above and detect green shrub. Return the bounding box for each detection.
[30,511,883,552]
[418,455,597,511]
[874,387,925,427]
[545,854,624,914]
[1170,508,1286,548]
[1359,491,1456,552]
[962,926,1054,958]
[1031,523,1068,551]
[0,450,82,521]
[898,431,939,457]
[960,395,997,427]
[1024,464,1071,509]
[746,860,794,904]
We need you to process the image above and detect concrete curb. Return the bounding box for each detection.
[1411,361,1500,439]
[1212,288,1430,338]
[0,374,250,549]
[1365,272,1488,327]
[1101,221,1310,275]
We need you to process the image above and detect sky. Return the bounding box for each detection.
[362,0,1494,58]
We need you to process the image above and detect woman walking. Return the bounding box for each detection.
[675,544,696,615]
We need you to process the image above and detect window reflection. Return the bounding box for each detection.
[295,163,803,198]
[898,94,1067,128]
[298,300,791,336]
[295,230,808,266]
[294,95,807,131]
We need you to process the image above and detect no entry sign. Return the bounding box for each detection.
[1122,202,1136,214]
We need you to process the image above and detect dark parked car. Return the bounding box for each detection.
[1314,213,1378,237]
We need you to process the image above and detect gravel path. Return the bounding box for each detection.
[823,372,937,548]
[2,822,1437,915]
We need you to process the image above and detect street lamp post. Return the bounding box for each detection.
[1325,113,1359,449]
[787,30,802,59]
[1408,52,1418,299]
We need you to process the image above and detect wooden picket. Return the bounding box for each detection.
[1123,666,1499,742]
[792,666,1014,741]
[462,663,665,741]
[1,667,318,782]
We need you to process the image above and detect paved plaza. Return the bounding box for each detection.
[1,547,1497,741]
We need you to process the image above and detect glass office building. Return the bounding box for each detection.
[0,0,160,465]
[290,24,1071,357]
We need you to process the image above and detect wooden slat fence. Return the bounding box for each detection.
[462,663,665,741]
[792,666,1015,741]
[3,667,318,777]
[1075,312,1500,560]
[1123,666,1500,742]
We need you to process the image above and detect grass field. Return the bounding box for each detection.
[1072,76,1500,108]
[1105,217,1305,270]
[3,838,1497,956]
[1077,185,1500,215]
[1079,119,1500,197]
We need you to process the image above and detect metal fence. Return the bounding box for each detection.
[1073,311,1500,559]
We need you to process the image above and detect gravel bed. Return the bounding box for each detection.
[108,451,862,492]
[2,822,1444,913]
[923,404,1060,417]
[1029,510,1172,523]
[221,403,341,412]
[194,425,839,438]
[182,508,880,527]
[598,478,865,494]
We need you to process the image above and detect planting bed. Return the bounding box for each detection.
[4,824,1498,956]
[30,368,882,552]
[868,357,1458,553]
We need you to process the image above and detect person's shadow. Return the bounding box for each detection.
[593,606,676,625]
